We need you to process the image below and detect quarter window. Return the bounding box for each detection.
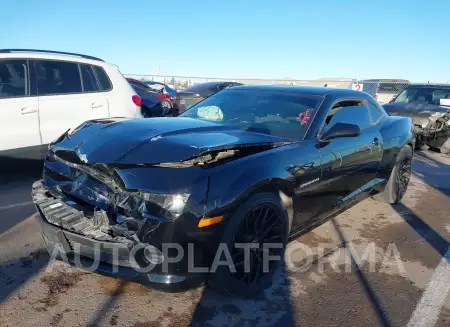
[36,60,82,95]
[0,59,28,98]
[80,64,100,92]
[368,102,383,124]
[323,100,370,129]
[93,66,112,91]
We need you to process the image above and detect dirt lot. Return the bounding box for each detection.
[1,151,449,327]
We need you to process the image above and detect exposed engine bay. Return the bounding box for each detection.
[412,111,450,136]
[32,179,157,248]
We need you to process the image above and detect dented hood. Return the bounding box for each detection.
[383,102,449,119]
[49,117,293,165]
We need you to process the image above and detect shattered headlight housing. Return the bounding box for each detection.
[137,192,190,219]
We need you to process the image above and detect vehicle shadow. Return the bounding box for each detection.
[189,264,295,327]
[330,219,393,327]
[0,160,42,234]
[390,202,449,261]
[87,280,128,327]
[413,151,450,197]
[0,248,50,304]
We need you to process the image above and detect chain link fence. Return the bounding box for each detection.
[125,74,412,104]
[354,79,410,104]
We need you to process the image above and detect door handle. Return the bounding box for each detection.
[91,102,104,109]
[21,107,37,115]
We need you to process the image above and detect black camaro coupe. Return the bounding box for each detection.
[32,85,414,295]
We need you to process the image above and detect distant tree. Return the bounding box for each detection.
[170,77,176,85]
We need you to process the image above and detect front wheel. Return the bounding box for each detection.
[207,192,289,296]
[373,144,413,204]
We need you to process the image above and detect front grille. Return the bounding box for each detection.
[53,150,84,164]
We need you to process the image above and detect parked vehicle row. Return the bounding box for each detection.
[174,81,243,113]
[126,78,177,117]
[0,49,242,161]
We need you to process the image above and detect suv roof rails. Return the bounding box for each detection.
[0,49,104,62]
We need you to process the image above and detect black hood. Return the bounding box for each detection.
[49,118,293,165]
[383,102,450,119]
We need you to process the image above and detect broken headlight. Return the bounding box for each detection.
[137,192,190,220]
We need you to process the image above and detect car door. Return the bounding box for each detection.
[79,63,110,117]
[315,99,384,215]
[35,60,109,146]
[0,59,42,160]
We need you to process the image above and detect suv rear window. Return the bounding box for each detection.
[0,59,28,98]
[93,66,112,91]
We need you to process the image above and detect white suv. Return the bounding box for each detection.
[0,49,143,160]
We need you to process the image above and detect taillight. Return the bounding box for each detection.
[374,94,378,100]
[156,94,170,101]
[132,95,142,107]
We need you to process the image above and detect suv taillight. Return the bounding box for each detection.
[374,94,378,100]
[132,95,142,107]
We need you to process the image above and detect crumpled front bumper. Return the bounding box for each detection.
[32,180,205,291]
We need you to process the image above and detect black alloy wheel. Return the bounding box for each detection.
[207,192,289,296]
[230,204,285,285]
[396,155,412,201]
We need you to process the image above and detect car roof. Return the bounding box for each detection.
[144,81,165,85]
[189,81,237,88]
[231,84,366,97]
[407,83,450,88]
[0,50,115,68]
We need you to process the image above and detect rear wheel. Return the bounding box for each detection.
[208,192,288,296]
[373,145,412,204]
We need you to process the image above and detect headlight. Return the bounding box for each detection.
[137,192,190,219]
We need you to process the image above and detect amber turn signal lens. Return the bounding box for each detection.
[198,216,223,228]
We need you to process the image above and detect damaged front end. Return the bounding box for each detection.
[413,111,450,150]
[34,140,284,248]
[34,151,193,248]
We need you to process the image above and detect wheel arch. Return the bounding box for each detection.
[230,178,295,233]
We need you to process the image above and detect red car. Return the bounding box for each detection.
[126,78,173,102]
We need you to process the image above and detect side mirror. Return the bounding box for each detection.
[321,122,361,141]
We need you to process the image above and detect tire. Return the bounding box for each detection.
[207,192,289,297]
[439,137,450,155]
[373,144,413,204]
[414,135,428,151]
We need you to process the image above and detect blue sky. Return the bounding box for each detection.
[2,0,449,82]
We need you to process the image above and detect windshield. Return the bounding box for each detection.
[395,86,450,105]
[179,89,323,140]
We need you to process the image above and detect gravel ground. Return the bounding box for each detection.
[0,151,449,327]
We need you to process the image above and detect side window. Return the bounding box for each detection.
[80,64,100,92]
[36,60,81,95]
[93,66,112,91]
[323,100,370,132]
[0,59,28,98]
[216,85,227,92]
[368,102,383,124]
